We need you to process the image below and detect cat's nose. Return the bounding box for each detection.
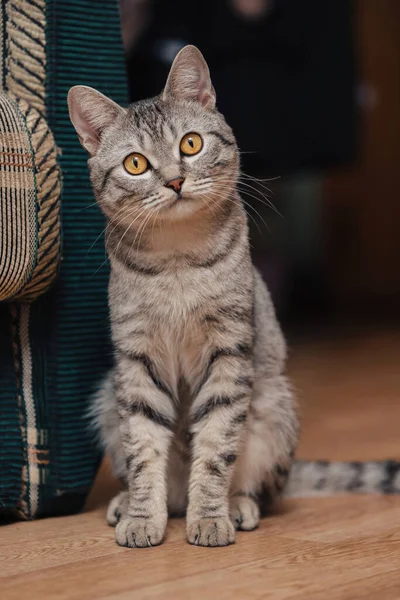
[165,177,185,194]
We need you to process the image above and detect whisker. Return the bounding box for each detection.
[241,172,281,198]
[194,182,213,191]
[75,201,99,213]
[92,257,110,276]
[105,204,144,247]
[105,191,162,243]
[86,204,129,257]
[150,204,161,246]
[131,208,155,253]
[212,175,283,218]
[204,188,266,233]
[104,191,163,249]
[200,191,226,219]
[241,171,281,184]
[237,184,283,218]
[113,205,149,260]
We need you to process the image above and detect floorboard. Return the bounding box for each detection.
[1,331,399,599]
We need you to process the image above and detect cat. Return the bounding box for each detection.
[68,45,400,548]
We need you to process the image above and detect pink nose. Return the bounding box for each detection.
[165,177,185,194]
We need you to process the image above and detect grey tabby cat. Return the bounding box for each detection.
[68,46,399,548]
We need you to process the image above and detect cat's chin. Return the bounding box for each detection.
[159,195,203,220]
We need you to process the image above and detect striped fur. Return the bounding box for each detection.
[286,460,400,498]
[69,46,398,548]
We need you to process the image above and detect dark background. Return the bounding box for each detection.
[120,0,400,336]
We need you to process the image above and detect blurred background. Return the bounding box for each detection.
[119,0,400,339]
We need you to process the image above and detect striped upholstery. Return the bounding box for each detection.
[0,0,127,519]
[5,0,47,115]
[0,0,61,303]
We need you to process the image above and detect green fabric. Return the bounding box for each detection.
[34,0,127,517]
[0,0,127,518]
[0,305,24,514]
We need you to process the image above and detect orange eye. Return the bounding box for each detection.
[180,132,203,156]
[123,153,148,175]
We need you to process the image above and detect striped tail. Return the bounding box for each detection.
[285,460,400,497]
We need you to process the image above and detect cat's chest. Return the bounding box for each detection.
[129,267,218,324]
[111,265,222,390]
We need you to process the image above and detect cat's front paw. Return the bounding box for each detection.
[106,491,129,526]
[115,517,166,548]
[186,516,235,547]
[230,495,260,531]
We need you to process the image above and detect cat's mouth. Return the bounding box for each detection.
[165,192,196,207]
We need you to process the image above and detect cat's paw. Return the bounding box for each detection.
[115,517,166,548]
[106,491,129,526]
[186,516,235,547]
[230,495,260,531]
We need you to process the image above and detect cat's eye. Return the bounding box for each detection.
[123,153,149,175]
[180,132,203,156]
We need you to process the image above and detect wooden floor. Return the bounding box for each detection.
[2,331,400,599]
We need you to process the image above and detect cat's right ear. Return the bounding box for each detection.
[67,86,125,155]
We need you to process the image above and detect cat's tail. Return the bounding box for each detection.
[285,459,400,497]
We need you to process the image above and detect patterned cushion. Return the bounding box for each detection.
[0,0,61,303]
[0,93,37,300]
[0,0,127,519]
[0,93,61,302]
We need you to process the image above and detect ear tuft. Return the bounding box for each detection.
[162,45,216,109]
[67,86,125,155]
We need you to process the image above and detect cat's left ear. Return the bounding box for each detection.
[162,45,216,110]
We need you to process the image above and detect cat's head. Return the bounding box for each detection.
[68,46,239,225]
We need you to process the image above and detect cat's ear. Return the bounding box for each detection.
[162,45,216,110]
[67,86,125,155]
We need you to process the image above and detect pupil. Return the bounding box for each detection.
[188,138,194,148]
[133,157,138,168]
